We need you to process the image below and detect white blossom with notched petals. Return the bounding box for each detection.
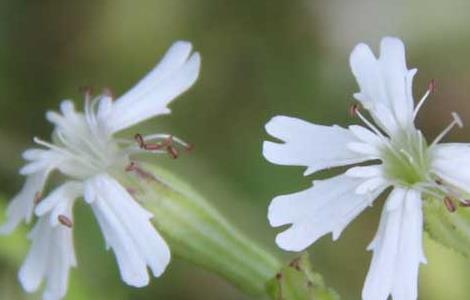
[264,37,470,300]
[1,41,200,300]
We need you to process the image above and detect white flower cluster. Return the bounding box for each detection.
[2,36,468,300]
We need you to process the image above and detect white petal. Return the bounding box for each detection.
[346,165,383,178]
[268,174,387,252]
[263,116,371,175]
[19,215,76,300]
[354,177,389,196]
[0,170,50,234]
[430,143,470,193]
[84,174,170,287]
[362,188,425,300]
[19,149,63,176]
[349,125,383,147]
[107,41,201,133]
[35,181,82,227]
[350,37,415,134]
[347,142,381,157]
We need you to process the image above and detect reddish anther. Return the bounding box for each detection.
[460,200,470,207]
[167,146,179,159]
[135,134,173,151]
[428,79,436,94]
[58,215,73,228]
[444,196,456,213]
[126,187,137,195]
[349,103,359,117]
[134,134,145,148]
[102,87,114,99]
[125,161,137,172]
[185,143,195,152]
[79,86,94,99]
[34,191,42,204]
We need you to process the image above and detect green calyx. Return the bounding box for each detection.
[117,163,340,299]
[382,130,431,187]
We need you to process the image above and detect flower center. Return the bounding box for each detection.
[381,130,431,187]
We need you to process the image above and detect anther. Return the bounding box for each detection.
[125,161,137,172]
[444,196,456,213]
[126,162,156,181]
[349,103,359,118]
[79,86,93,101]
[452,112,464,128]
[58,215,73,228]
[288,257,302,271]
[413,79,436,120]
[460,200,470,207]
[33,191,42,204]
[349,103,386,138]
[431,112,464,146]
[134,134,145,148]
[134,133,172,151]
[428,79,436,94]
[126,187,137,195]
[102,87,114,99]
[185,143,194,152]
[167,146,179,159]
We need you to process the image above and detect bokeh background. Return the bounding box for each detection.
[1,0,470,299]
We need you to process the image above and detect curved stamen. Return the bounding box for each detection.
[132,133,192,159]
[350,104,386,139]
[431,112,463,146]
[413,80,435,120]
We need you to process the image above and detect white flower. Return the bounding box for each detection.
[1,41,200,299]
[263,37,470,300]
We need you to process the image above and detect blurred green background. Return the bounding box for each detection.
[2,0,470,299]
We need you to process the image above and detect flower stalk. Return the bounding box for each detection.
[122,163,339,299]
[123,162,280,295]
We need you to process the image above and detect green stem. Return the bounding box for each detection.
[124,163,340,299]
[128,163,281,295]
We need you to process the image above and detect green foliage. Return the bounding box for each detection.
[424,197,470,258]
[266,253,340,300]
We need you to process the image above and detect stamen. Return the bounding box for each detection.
[58,215,73,228]
[34,137,67,153]
[431,112,464,146]
[413,79,435,119]
[444,196,456,213]
[350,104,385,138]
[125,161,156,181]
[399,149,414,163]
[135,133,172,151]
[134,133,193,157]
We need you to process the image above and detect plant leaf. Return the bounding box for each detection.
[423,198,470,258]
